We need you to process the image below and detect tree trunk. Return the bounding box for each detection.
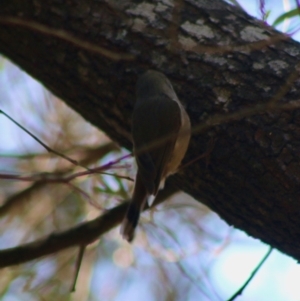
[1,0,300,260]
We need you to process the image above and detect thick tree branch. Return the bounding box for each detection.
[1,0,300,260]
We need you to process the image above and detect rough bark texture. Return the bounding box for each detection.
[1,0,300,260]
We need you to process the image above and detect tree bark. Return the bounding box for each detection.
[1,0,300,260]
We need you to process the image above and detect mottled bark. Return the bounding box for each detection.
[1,0,300,260]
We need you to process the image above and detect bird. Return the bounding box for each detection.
[120,70,191,242]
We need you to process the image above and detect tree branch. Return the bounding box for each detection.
[0,182,179,268]
[1,0,300,260]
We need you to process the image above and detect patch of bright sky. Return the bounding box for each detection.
[212,236,300,301]
[3,277,39,301]
[28,258,57,289]
[238,0,300,39]
[0,59,49,153]
[3,295,32,301]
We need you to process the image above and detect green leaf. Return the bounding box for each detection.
[273,8,300,27]
[264,10,271,21]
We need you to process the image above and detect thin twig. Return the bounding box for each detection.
[227,247,273,301]
[0,143,118,217]
[0,154,133,183]
[0,110,89,170]
[0,183,179,268]
[70,245,86,292]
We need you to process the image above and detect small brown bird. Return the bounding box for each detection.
[120,70,191,242]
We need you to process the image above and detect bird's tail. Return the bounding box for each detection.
[120,173,148,242]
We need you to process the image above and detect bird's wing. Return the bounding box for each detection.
[132,94,181,195]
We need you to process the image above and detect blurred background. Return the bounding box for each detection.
[1,1,300,300]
